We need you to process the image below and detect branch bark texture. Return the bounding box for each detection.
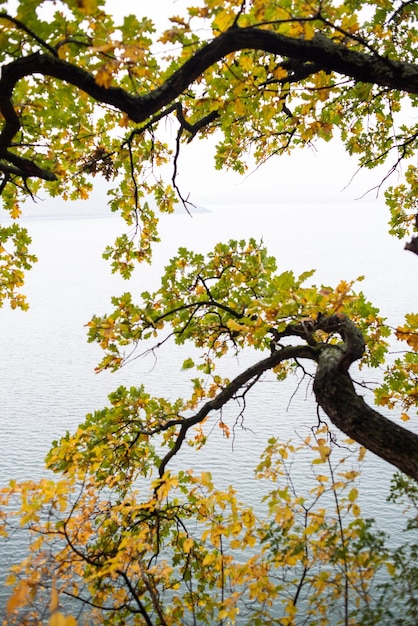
[1,25,418,160]
[312,317,418,480]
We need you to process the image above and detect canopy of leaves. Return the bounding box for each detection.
[0,0,418,295]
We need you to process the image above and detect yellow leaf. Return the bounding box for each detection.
[49,612,68,626]
[226,318,247,333]
[231,520,242,535]
[396,318,418,350]
[119,113,130,128]
[10,202,21,219]
[401,412,410,422]
[273,66,288,80]
[318,443,331,461]
[50,584,59,611]
[153,472,178,500]
[202,553,216,566]
[242,510,255,529]
[213,8,234,31]
[244,532,257,547]
[386,562,396,576]
[348,487,358,502]
[6,581,29,614]
[183,537,194,554]
[200,471,213,488]
[358,446,367,462]
[316,474,329,483]
[95,66,114,89]
[218,421,230,438]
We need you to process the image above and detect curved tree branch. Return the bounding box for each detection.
[158,343,316,476]
[1,24,418,178]
[405,209,418,255]
[312,315,418,480]
[156,314,418,482]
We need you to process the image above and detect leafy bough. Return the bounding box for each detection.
[48,239,417,486]
[156,313,418,481]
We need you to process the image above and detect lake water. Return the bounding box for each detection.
[0,199,416,618]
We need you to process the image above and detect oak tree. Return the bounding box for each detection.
[0,0,417,624]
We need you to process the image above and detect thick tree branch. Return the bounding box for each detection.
[312,315,418,481]
[157,314,418,482]
[1,25,418,178]
[405,234,418,255]
[314,356,418,481]
[3,28,418,127]
[0,151,57,181]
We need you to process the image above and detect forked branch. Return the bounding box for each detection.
[157,314,418,481]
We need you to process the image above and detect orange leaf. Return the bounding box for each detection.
[49,612,68,626]
[6,580,29,614]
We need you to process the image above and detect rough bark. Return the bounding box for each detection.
[312,316,418,481]
[314,345,418,480]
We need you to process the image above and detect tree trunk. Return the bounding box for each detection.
[313,329,418,481]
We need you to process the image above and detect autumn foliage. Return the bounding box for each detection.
[0,0,417,624]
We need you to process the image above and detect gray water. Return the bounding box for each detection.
[0,199,416,617]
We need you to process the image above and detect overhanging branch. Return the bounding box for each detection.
[1,23,418,181]
[158,343,316,476]
[155,314,418,482]
[312,315,418,481]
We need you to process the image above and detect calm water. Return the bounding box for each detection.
[0,200,416,615]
